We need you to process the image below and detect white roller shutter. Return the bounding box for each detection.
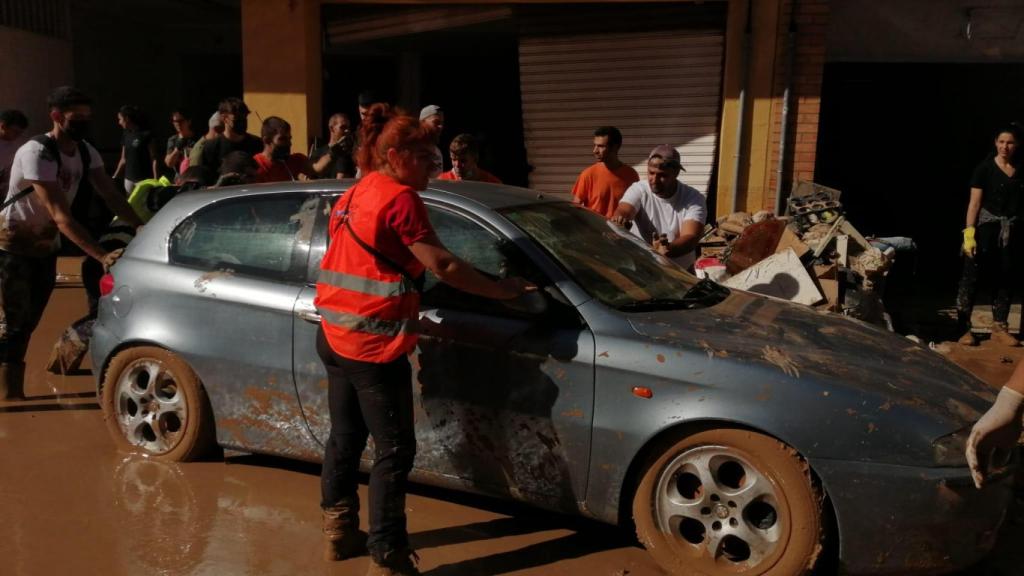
[520,29,724,195]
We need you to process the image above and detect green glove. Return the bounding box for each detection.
[963,226,977,257]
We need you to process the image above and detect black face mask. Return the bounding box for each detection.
[232,117,248,135]
[271,145,290,161]
[64,118,91,141]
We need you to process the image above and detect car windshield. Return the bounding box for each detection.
[501,202,705,309]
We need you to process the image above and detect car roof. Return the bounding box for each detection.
[173,179,570,213]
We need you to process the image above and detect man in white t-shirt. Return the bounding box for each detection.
[611,144,706,270]
[0,86,142,400]
[0,109,28,195]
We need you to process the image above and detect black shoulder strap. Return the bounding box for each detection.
[78,140,91,173]
[1,134,61,212]
[335,188,424,293]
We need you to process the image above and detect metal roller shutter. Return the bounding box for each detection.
[519,28,724,196]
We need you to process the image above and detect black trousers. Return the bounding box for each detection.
[957,222,1018,330]
[317,327,416,561]
[0,251,57,363]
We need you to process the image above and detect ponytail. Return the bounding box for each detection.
[356,103,433,175]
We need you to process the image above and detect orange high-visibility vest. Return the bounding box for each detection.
[315,171,425,363]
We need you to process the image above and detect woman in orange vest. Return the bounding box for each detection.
[315,103,534,575]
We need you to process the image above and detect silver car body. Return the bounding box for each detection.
[92,180,1012,575]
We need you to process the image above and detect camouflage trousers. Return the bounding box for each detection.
[0,251,57,363]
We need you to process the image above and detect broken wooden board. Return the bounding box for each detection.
[776,226,810,259]
[725,219,788,275]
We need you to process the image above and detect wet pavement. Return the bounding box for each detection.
[2,277,1024,575]
[0,283,661,576]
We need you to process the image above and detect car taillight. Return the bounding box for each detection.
[99,273,115,296]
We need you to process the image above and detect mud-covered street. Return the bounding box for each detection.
[1,276,1023,576]
[0,280,664,576]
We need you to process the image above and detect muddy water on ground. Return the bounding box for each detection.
[0,285,660,576]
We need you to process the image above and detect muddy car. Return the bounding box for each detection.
[92,180,1012,576]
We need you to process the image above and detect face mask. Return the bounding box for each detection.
[64,118,91,141]
[271,145,290,161]
[232,117,248,135]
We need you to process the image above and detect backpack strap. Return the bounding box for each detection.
[1,134,62,212]
[78,139,91,173]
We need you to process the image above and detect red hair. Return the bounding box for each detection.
[357,103,433,174]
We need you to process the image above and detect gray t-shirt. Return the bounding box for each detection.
[620,180,706,269]
[0,138,103,256]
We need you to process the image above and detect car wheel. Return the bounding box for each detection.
[633,428,823,576]
[101,346,216,461]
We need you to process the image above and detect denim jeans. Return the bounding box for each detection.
[317,327,416,561]
[0,251,57,363]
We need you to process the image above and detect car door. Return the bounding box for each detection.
[166,192,321,460]
[292,199,595,512]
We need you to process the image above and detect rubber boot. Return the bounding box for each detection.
[957,329,978,347]
[323,504,367,561]
[991,323,1020,347]
[0,362,26,400]
[365,549,421,576]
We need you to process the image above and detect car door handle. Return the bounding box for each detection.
[295,308,321,324]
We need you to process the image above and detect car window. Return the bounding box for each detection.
[170,194,318,282]
[423,205,505,291]
[502,202,700,309]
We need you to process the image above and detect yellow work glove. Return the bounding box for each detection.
[962,226,977,257]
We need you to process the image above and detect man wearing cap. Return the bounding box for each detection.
[357,90,380,123]
[611,145,706,270]
[572,126,638,218]
[420,105,444,178]
[198,97,262,174]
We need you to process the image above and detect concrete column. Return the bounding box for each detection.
[241,0,323,153]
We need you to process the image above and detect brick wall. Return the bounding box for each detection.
[765,0,828,211]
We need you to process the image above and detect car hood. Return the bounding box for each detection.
[626,290,994,431]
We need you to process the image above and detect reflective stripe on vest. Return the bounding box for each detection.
[318,307,414,337]
[315,172,426,363]
[317,269,414,298]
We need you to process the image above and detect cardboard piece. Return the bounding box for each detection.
[723,248,824,306]
[775,226,809,259]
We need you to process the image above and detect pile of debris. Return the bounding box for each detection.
[697,182,896,327]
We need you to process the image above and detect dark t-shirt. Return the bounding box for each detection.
[122,129,154,181]
[199,133,263,173]
[971,156,1024,217]
[311,135,356,179]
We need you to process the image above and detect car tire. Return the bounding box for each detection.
[633,427,823,576]
[101,346,216,462]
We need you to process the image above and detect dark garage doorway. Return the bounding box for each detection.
[322,7,529,186]
[814,63,1024,335]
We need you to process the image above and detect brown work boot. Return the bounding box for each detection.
[365,549,421,576]
[0,362,26,400]
[957,329,978,347]
[322,505,367,561]
[990,323,1020,347]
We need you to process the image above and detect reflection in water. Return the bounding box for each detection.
[111,457,210,576]
[108,455,314,576]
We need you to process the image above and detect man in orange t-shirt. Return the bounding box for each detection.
[571,126,638,218]
[438,133,501,184]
